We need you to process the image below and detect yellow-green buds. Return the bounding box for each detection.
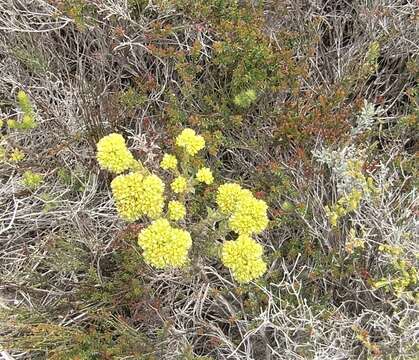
[7,119,17,129]
[22,170,43,190]
[17,91,37,129]
[10,148,25,162]
[233,89,257,108]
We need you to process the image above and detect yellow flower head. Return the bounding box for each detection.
[221,235,267,283]
[229,195,268,235]
[216,183,252,214]
[138,218,192,268]
[111,172,144,222]
[140,174,165,219]
[96,133,135,174]
[111,173,165,221]
[175,128,205,156]
[171,176,188,194]
[196,167,214,185]
[160,153,178,171]
[167,200,186,221]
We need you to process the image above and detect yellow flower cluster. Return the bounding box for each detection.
[111,173,165,221]
[216,183,269,281]
[221,235,267,283]
[96,133,135,174]
[228,195,269,235]
[196,167,214,185]
[95,131,269,280]
[141,175,166,219]
[216,183,250,214]
[171,176,188,194]
[175,128,205,156]
[168,200,186,221]
[160,153,178,170]
[17,90,32,114]
[138,218,192,268]
[216,183,268,235]
[111,172,144,221]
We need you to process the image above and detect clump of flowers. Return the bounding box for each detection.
[228,195,269,235]
[167,200,186,221]
[96,128,269,282]
[140,175,165,219]
[96,133,135,174]
[221,235,267,283]
[216,182,268,233]
[111,173,165,221]
[171,176,188,194]
[138,218,192,268]
[216,183,251,214]
[111,172,144,222]
[22,170,43,190]
[160,153,178,171]
[175,128,205,156]
[214,182,268,282]
[196,167,214,185]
